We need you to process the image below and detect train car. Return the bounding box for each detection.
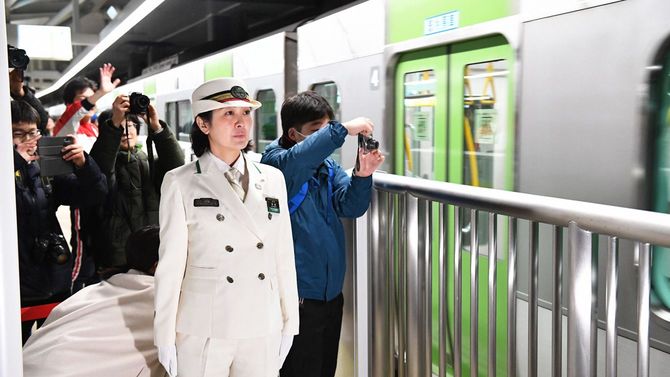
[40,0,670,375]
[377,0,670,376]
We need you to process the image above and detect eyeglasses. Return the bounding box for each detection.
[12,129,40,141]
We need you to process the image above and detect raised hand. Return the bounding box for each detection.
[343,117,374,136]
[99,63,121,94]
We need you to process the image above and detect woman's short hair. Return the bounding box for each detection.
[62,77,97,105]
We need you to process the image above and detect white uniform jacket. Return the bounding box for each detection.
[153,152,299,346]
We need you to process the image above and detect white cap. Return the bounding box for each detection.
[191,77,261,117]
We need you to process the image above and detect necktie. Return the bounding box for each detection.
[225,167,246,202]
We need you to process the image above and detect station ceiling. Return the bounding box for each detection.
[6,0,360,105]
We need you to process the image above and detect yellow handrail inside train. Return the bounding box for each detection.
[404,127,414,172]
[463,116,480,187]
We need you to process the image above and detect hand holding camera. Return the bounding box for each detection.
[111,93,160,132]
[343,117,374,136]
[355,135,384,177]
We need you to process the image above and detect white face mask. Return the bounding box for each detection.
[293,130,308,144]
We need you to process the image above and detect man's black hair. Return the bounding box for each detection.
[190,109,253,157]
[279,91,334,148]
[11,100,40,126]
[125,225,160,275]
[62,77,97,104]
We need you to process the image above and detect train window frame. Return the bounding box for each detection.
[402,69,437,180]
[255,89,278,153]
[310,81,342,163]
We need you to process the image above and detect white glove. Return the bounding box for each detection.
[279,335,294,367]
[158,344,178,377]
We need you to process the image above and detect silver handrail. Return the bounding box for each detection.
[366,172,670,377]
[373,173,670,247]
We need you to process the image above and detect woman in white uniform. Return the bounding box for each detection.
[153,78,299,377]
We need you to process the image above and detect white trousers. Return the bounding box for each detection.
[176,332,281,377]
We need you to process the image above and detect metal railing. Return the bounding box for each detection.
[366,172,670,377]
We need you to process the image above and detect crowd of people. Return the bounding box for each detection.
[11,50,384,377]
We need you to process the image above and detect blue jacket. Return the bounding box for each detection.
[262,121,372,301]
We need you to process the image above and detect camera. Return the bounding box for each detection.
[129,92,150,115]
[8,45,29,70]
[358,133,379,154]
[33,233,71,265]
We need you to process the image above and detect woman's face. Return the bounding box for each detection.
[200,107,252,152]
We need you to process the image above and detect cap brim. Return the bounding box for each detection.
[192,99,262,117]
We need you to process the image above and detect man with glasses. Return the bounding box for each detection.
[12,100,107,343]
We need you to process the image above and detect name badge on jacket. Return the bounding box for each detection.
[266,197,280,213]
[194,198,219,207]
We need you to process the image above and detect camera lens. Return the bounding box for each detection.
[129,92,150,115]
[366,138,379,150]
[8,47,29,70]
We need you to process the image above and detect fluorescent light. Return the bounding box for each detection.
[16,25,72,60]
[36,0,166,98]
[106,6,118,20]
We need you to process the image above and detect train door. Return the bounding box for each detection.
[394,35,515,375]
[651,47,670,320]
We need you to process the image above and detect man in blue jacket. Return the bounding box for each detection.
[262,91,384,377]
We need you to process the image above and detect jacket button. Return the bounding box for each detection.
[226,276,234,283]
[268,213,273,220]
[216,214,225,221]
[256,242,264,249]
[225,245,233,252]
[258,273,265,280]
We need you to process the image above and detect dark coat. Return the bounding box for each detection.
[14,149,107,304]
[88,120,184,268]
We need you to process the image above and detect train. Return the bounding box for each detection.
[46,0,670,375]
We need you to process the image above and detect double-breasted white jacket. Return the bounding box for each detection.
[153,151,299,346]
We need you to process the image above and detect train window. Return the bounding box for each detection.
[462,60,509,189]
[461,60,509,254]
[166,102,177,135]
[403,70,436,179]
[255,89,277,153]
[311,81,342,163]
[164,100,193,142]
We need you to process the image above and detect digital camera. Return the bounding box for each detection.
[358,133,379,154]
[129,92,150,115]
[8,45,29,70]
[33,233,71,265]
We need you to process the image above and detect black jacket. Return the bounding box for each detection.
[14,150,107,304]
[88,120,184,268]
